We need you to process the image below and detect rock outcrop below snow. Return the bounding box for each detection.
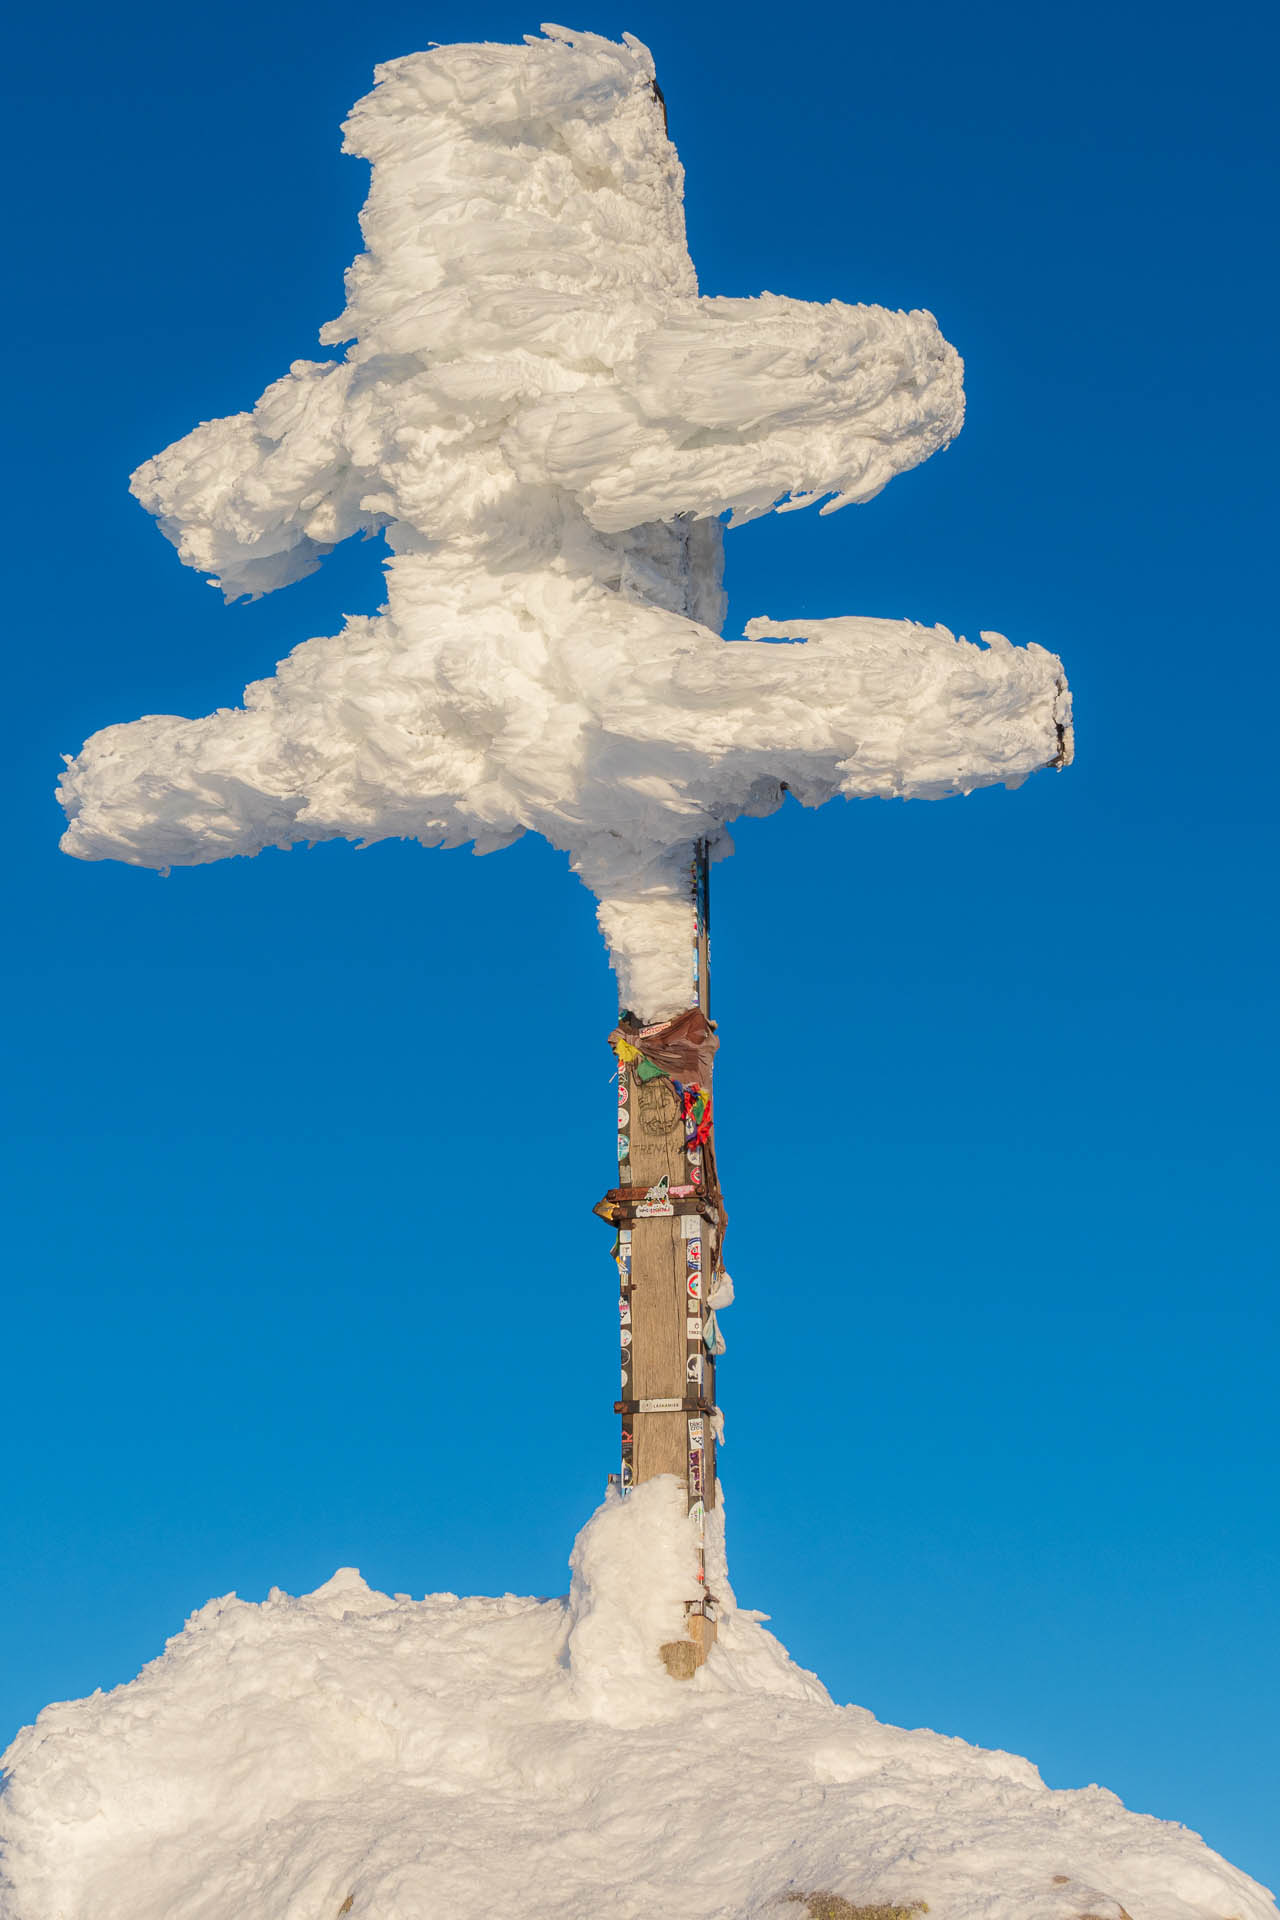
[1,1482,1271,1920]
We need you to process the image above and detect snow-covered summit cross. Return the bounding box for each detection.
[58,25,1071,1021]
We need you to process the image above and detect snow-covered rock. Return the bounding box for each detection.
[2,1482,1271,1920]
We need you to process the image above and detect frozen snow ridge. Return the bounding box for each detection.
[56,24,1070,1020]
[0,1482,1270,1920]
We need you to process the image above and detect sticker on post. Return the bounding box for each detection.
[680,1215,701,1239]
[636,1199,674,1217]
[687,1270,702,1299]
[686,1316,703,1340]
[638,1396,683,1412]
[686,1352,704,1386]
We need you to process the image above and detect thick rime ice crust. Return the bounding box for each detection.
[1,1485,1271,1920]
[56,25,1071,1019]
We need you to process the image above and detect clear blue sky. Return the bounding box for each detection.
[4,0,1277,1893]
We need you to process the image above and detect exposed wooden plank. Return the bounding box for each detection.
[630,1221,685,1395]
[627,1073,686,1186]
[635,1407,688,1482]
[625,1060,692,1497]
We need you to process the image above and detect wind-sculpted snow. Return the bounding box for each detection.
[56,25,1071,1018]
[1,1483,1271,1920]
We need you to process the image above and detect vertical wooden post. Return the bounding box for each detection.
[605,840,721,1677]
[694,835,711,1019]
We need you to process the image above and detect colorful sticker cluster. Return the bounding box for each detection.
[617,1224,633,1412]
[685,1226,704,1391]
[617,1070,630,1168]
[688,1416,705,1500]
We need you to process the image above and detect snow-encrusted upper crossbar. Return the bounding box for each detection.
[57,24,1071,1018]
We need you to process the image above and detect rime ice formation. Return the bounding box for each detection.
[56,26,1072,1018]
[1,1483,1272,1920]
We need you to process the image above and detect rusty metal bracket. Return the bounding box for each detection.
[614,1396,717,1415]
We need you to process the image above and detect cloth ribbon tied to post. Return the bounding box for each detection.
[677,1083,712,1148]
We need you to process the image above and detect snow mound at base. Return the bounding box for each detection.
[1,1481,1272,1920]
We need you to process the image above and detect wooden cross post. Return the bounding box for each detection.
[601,839,723,1678]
